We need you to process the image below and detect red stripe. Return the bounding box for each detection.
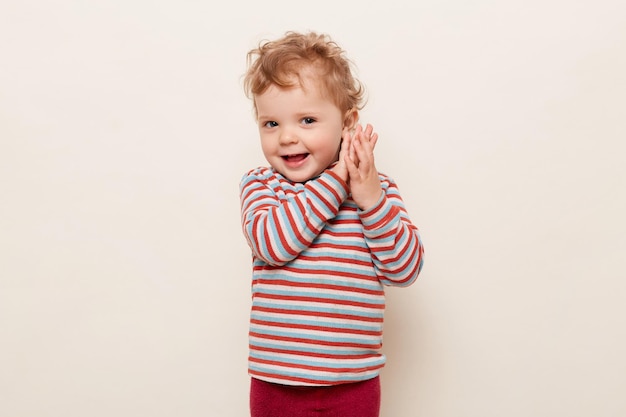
[253,265,377,282]
[250,318,382,336]
[309,186,336,215]
[365,204,399,230]
[390,250,422,284]
[294,255,373,268]
[285,199,311,248]
[309,202,327,226]
[250,344,376,360]
[271,208,298,257]
[253,269,380,285]
[308,242,371,254]
[371,227,396,240]
[370,226,409,260]
[240,183,266,208]
[260,216,281,262]
[255,293,384,309]
[277,266,379,281]
[294,196,321,236]
[317,176,343,205]
[249,331,382,349]
[257,279,383,296]
[328,216,361,224]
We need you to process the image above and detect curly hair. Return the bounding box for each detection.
[243,31,366,116]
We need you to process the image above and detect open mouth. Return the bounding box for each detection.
[282,153,309,163]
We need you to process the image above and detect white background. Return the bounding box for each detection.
[1,1,625,416]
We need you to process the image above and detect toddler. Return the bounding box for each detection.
[240,31,425,417]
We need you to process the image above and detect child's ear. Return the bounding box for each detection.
[343,109,359,130]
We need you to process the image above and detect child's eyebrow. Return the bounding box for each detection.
[257,111,320,121]
[294,111,320,118]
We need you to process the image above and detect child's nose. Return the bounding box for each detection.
[278,128,298,145]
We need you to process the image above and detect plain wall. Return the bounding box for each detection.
[1,0,625,416]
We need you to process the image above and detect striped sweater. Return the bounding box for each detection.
[239,166,424,386]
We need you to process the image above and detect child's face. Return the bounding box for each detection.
[255,77,346,183]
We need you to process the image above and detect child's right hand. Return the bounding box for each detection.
[357,124,378,153]
[330,127,353,182]
[344,124,378,168]
[331,124,378,182]
[345,124,382,210]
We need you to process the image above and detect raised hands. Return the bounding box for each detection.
[344,124,383,211]
[330,126,353,183]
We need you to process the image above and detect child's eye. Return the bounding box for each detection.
[302,117,316,125]
[263,121,278,128]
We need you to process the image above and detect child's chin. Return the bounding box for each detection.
[285,174,309,183]
[281,170,315,183]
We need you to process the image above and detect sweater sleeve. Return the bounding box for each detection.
[359,177,425,287]
[240,168,349,266]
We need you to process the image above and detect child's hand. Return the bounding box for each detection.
[361,123,378,152]
[343,124,378,167]
[330,127,353,182]
[345,124,382,211]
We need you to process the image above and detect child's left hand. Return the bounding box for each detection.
[344,124,383,211]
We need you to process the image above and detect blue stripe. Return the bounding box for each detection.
[363,206,388,225]
[257,288,382,305]
[363,202,397,227]
[261,262,376,277]
[306,186,336,218]
[248,327,380,346]
[249,340,377,357]
[250,313,381,332]
[301,250,373,262]
[252,270,381,291]
[314,227,365,237]
[248,364,382,383]
[280,205,316,248]
[333,210,358,220]
[368,232,413,268]
[375,244,419,279]
[252,301,384,319]
[250,352,385,370]
[266,210,294,260]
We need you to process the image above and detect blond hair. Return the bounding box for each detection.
[243,31,365,115]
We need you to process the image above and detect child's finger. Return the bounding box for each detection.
[344,152,360,179]
[362,124,378,151]
[370,133,379,150]
[350,137,358,165]
[341,128,352,155]
[356,130,374,154]
[363,124,374,139]
[353,135,373,172]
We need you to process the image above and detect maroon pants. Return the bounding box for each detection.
[250,376,381,417]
